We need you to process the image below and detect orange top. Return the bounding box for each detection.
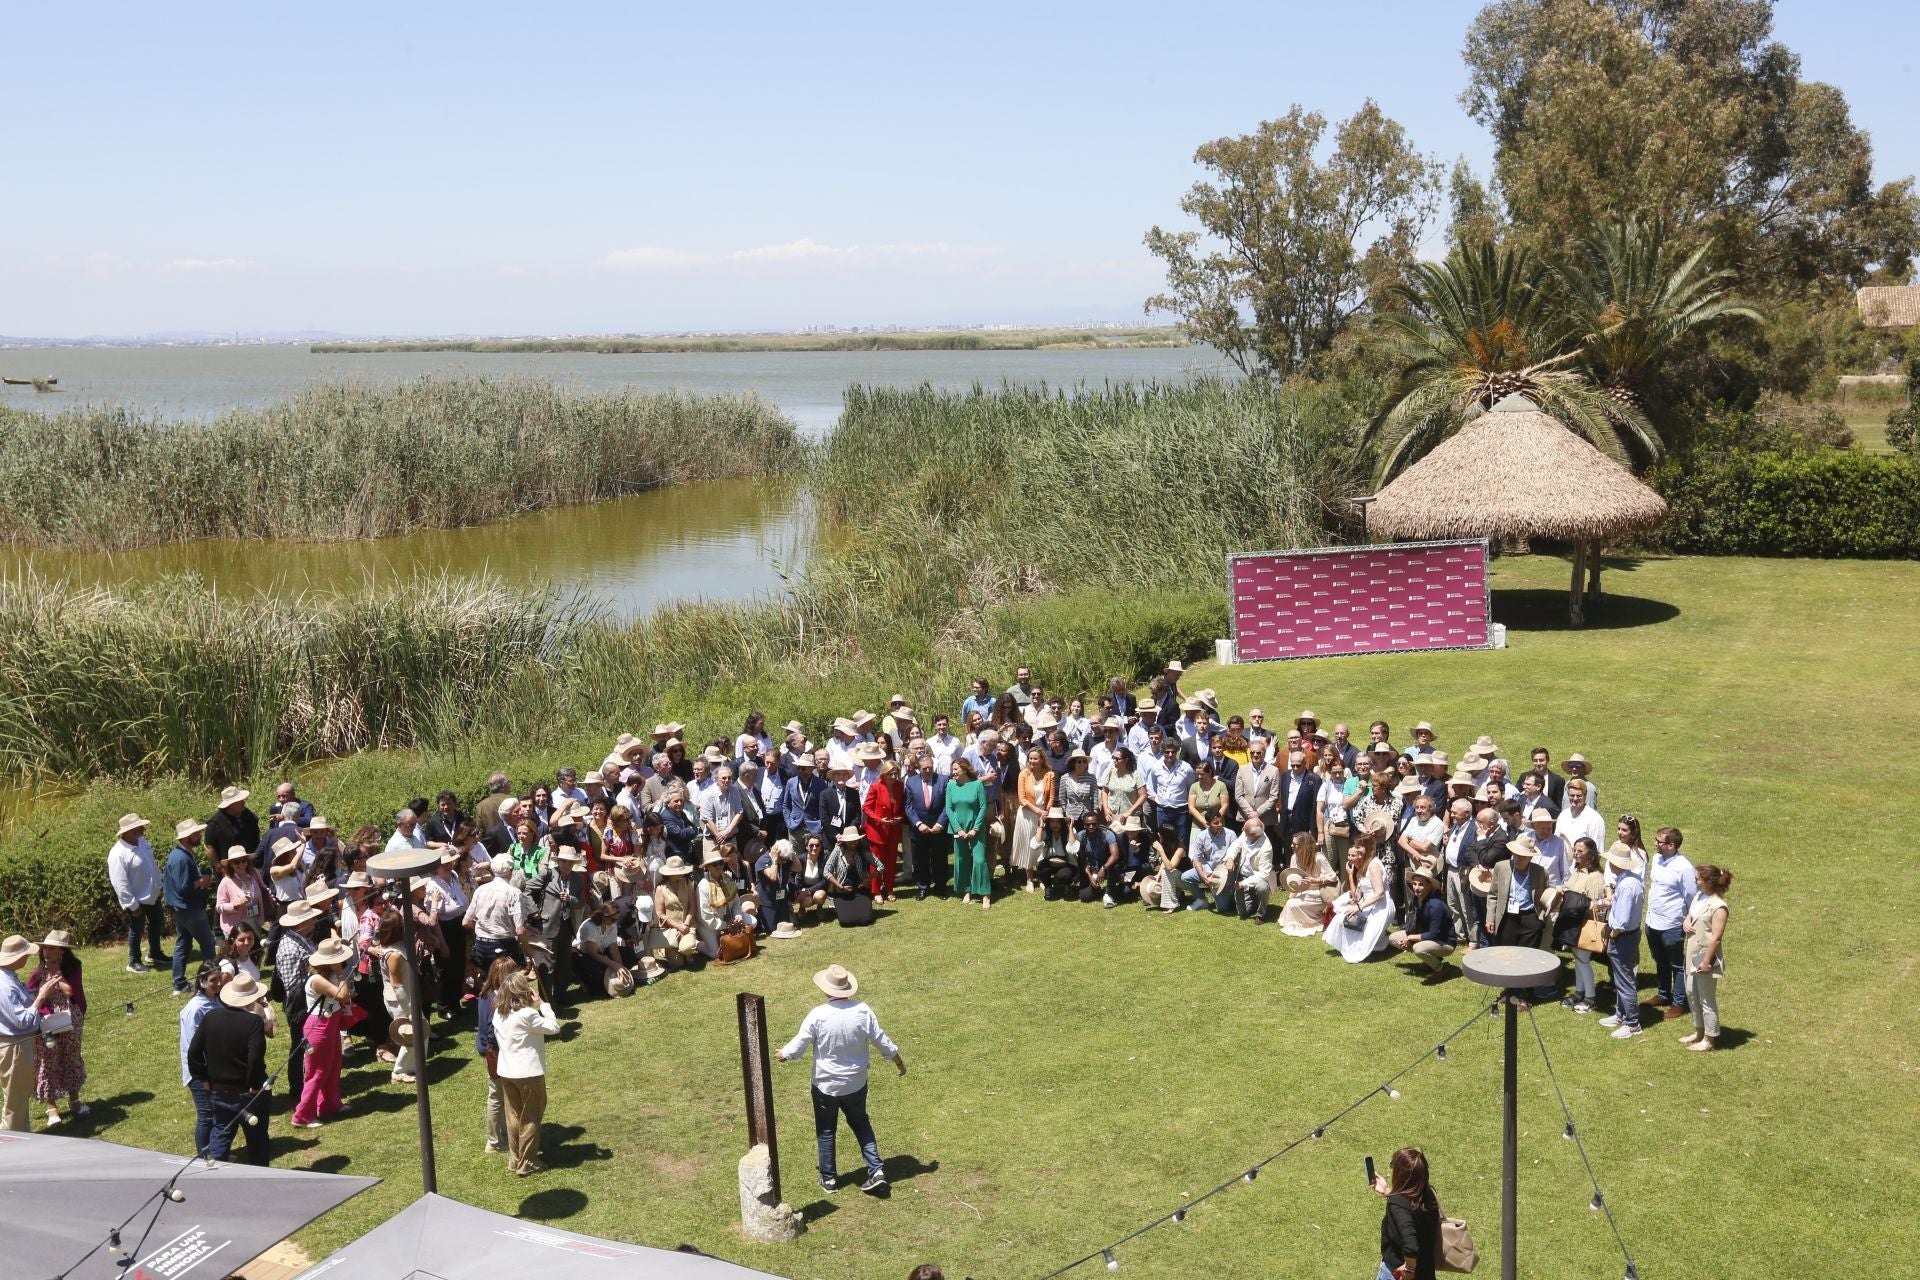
[1018,768,1054,813]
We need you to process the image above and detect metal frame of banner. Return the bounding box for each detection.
[1225,537,1495,663]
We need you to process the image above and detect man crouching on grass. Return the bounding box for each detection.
[777,963,906,1194]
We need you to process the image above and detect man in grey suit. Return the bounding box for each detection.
[1232,740,1280,834]
[525,848,596,1005]
[1485,837,1555,1004]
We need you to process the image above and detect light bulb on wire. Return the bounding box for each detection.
[1243,1168,1258,1184]
[1435,1043,1447,1061]
[1172,1208,1186,1223]
[1590,1192,1605,1212]
[1104,1248,1118,1271]
[1383,1084,1400,1100]
[1563,1121,1576,1141]
[1624,1263,1639,1280]
[1312,1126,1326,1139]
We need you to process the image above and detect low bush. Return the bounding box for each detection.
[1654,448,1920,557]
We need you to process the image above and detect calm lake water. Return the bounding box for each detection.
[1,344,1222,615]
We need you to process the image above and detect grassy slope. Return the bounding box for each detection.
[58,554,1919,1279]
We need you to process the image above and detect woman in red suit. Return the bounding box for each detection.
[863,760,906,901]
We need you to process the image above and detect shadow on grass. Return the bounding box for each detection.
[542,1123,613,1171]
[798,1198,840,1225]
[307,1153,353,1174]
[1711,1027,1754,1050]
[1495,588,1680,633]
[62,1089,154,1131]
[518,1187,589,1220]
[880,1154,938,1185]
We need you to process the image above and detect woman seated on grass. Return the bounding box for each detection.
[1278,833,1338,936]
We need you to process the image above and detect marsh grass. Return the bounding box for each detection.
[0,377,801,550]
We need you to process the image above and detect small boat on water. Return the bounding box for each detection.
[1,377,59,389]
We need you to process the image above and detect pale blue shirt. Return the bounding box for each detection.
[1188,824,1233,874]
[180,993,217,1086]
[1606,870,1645,932]
[0,968,40,1038]
[780,999,900,1098]
[1142,756,1195,807]
[1645,852,1698,931]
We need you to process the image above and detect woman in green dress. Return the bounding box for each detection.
[946,759,993,910]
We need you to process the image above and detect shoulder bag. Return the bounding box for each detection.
[1435,1195,1479,1273]
[1576,918,1609,953]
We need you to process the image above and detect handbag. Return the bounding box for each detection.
[1576,919,1608,953]
[1437,1203,1479,1273]
[716,922,756,964]
[39,1008,74,1036]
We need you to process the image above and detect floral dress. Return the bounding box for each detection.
[27,963,86,1102]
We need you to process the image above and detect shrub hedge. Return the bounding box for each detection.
[1654,449,1920,558]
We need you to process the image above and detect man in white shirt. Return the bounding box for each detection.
[699,766,748,854]
[1525,808,1569,886]
[1088,717,1126,785]
[1227,818,1276,922]
[1439,799,1479,943]
[1126,715,1157,759]
[384,808,428,855]
[1142,740,1197,852]
[777,964,906,1194]
[1396,795,1445,889]
[1554,779,1606,852]
[108,813,169,973]
[925,715,964,775]
[826,718,859,773]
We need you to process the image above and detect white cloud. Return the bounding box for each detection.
[596,239,998,272]
[159,257,256,272]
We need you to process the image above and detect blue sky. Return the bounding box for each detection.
[4,1,1915,337]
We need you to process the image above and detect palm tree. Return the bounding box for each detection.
[1362,239,1656,485]
[1553,216,1762,420]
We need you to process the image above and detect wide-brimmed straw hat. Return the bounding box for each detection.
[305,815,334,832]
[117,812,151,837]
[605,967,636,998]
[1459,751,1488,771]
[0,934,37,966]
[217,785,250,807]
[1427,750,1450,767]
[1394,779,1423,798]
[1369,741,1398,757]
[219,972,267,1009]
[1413,721,1435,734]
[1506,835,1538,859]
[1120,817,1145,833]
[174,817,207,840]
[1566,752,1590,767]
[1447,771,1477,791]
[1528,807,1557,826]
[1359,811,1394,840]
[658,856,693,877]
[553,847,583,865]
[304,881,341,907]
[223,845,252,865]
[831,717,856,735]
[39,928,78,950]
[310,938,352,968]
[278,901,321,928]
[813,964,858,999]
[1296,710,1319,726]
[835,829,863,845]
[852,743,887,764]
[1282,869,1307,894]
[700,848,724,867]
[850,710,876,729]
[769,921,803,941]
[1605,842,1639,872]
[1468,865,1494,895]
[343,871,374,889]
[1408,863,1441,888]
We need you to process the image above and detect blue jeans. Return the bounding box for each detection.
[1607,928,1642,1028]
[127,902,168,966]
[1646,924,1689,1009]
[1151,803,1190,857]
[207,1087,269,1164]
[188,1080,213,1156]
[1179,866,1216,910]
[172,906,218,992]
[811,1084,882,1181]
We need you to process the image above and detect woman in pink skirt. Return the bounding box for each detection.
[291,937,360,1128]
[27,930,88,1127]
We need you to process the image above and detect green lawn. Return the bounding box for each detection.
[52,554,1920,1279]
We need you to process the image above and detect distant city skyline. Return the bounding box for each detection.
[4,1,1915,338]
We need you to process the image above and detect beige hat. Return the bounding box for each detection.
[655,721,686,736]
[827,762,855,778]
[1540,885,1565,915]
[1413,721,1435,734]
[39,928,78,950]
[271,834,302,858]
[1566,752,1590,766]
[304,881,341,907]
[892,705,916,721]
[278,901,322,928]
[219,971,268,1009]
[1528,807,1557,827]
[813,963,858,999]
[1425,750,1449,767]
[1506,835,1538,859]
[1166,659,1184,673]
[305,815,334,832]
[1605,842,1639,872]
[1068,748,1089,761]
[658,856,693,877]
[604,967,636,998]
[1473,735,1497,750]
[614,732,638,748]
[0,934,37,967]
[662,738,684,751]
[172,817,207,841]
[769,920,803,940]
[700,848,724,867]
[1120,817,1146,833]
[117,812,151,837]
[218,785,251,807]
[832,717,856,735]
[223,845,253,865]
[554,847,583,865]
[1359,811,1395,840]
[1447,771,1477,791]
[583,771,604,785]
[783,719,806,734]
[552,811,580,830]
[1282,869,1306,894]
[852,742,887,764]
[343,871,374,889]
[621,740,648,760]
[1032,712,1061,731]
[310,938,353,968]
[850,710,876,729]
[1194,688,1218,706]
[1394,779,1423,798]
[1459,752,1487,771]
[1296,710,1319,725]
[1369,741,1398,757]
[1408,863,1441,888]
[1102,715,1126,731]
[835,829,863,845]
[1468,865,1494,895]
[1178,699,1201,713]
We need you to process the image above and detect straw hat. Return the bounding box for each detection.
[39,928,78,950]
[223,845,252,865]
[614,732,638,749]
[0,935,36,966]
[583,771,604,785]
[1369,741,1398,757]
[605,967,636,998]
[1427,750,1450,767]
[813,964,858,999]
[1605,842,1639,872]
[1068,747,1088,761]
[1566,752,1590,767]
[1102,715,1126,731]
[1282,869,1306,894]
[1296,709,1319,726]
[1408,863,1441,888]
[832,717,856,736]
[835,829,863,845]
[117,812,151,837]
[769,921,803,941]
[1032,712,1060,731]
[271,835,302,859]
[218,785,250,807]
[1194,689,1218,707]
[343,871,374,889]
[305,815,334,832]
[553,847,583,865]
[1359,811,1394,840]
[1394,779,1423,799]
[1540,885,1565,915]
[1459,752,1488,772]
[310,938,352,968]
[1045,806,1066,819]
[1527,807,1557,827]
[851,710,876,729]
[1468,865,1494,895]
[1120,817,1145,833]
[219,971,267,1009]
[174,816,207,840]
[1447,771,1477,791]
[1165,660,1184,673]
[278,901,321,928]
[1473,735,1498,751]
[827,763,855,779]
[783,719,806,734]
[700,848,724,868]
[852,742,887,765]
[1506,835,1539,860]
[658,856,693,877]
[1178,699,1201,713]
[1413,721,1435,734]
[657,721,687,736]
[893,705,916,721]
[304,882,341,907]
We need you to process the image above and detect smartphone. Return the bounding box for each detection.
[1364,1156,1376,1186]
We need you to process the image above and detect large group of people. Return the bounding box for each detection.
[0,661,1736,1193]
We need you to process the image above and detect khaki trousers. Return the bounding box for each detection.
[0,1036,36,1131]
[499,1074,548,1173]
[1388,932,1455,973]
[484,1075,508,1150]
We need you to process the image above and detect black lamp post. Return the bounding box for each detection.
[1463,944,1561,1280]
[367,845,445,1194]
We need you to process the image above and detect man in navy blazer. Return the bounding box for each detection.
[902,756,950,900]
[1521,747,1567,808]
[1275,749,1321,846]
[1105,676,1137,722]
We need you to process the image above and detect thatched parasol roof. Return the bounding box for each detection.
[1366,395,1668,542]
[1857,285,1920,329]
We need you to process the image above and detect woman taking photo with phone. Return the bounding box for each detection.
[1373,1146,1442,1280]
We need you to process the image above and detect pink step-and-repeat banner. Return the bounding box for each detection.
[1229,540,1492,661]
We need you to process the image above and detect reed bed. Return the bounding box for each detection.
[0,377,801,550]
[813,380,1365,590]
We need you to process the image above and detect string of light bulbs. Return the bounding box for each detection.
[1524,1007,1640,1280]
[1034,1001,1502,1279]
[42,1070,280,1280]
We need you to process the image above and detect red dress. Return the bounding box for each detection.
[863,779,904,897]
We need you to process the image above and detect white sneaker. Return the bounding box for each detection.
[125,962,148,974]
[1609,1025,1643,1040]
[1101,893,1115,908]
[1597,1015,1622,1028]
[44,1113,62,1129]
